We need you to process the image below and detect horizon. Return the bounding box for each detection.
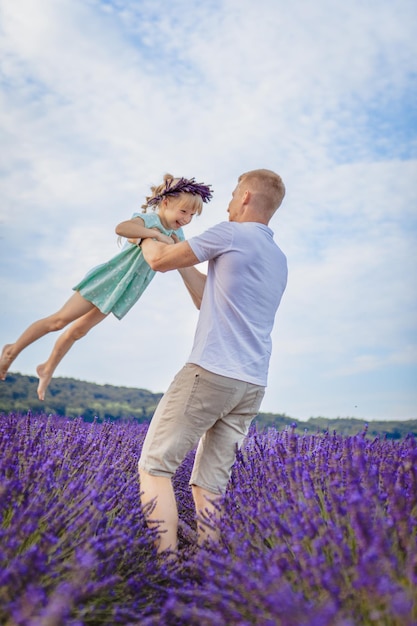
[1,0,416,421]
[3,369,416,424]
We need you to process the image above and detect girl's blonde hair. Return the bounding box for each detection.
[141,173,212,216]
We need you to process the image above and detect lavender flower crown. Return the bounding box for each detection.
[145,177,213,207]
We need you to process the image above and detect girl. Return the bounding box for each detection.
[0,174,213,400]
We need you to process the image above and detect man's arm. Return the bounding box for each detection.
[141,239,206,308]
[140,238,200,272]
[177,267,207,309]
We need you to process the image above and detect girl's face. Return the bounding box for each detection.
[159,196,197,230]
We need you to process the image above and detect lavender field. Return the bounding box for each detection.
[1,412,416,625]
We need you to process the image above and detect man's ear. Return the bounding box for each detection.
[242,189,251,205]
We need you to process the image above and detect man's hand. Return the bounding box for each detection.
[141,238,200,272]
[128,228,176,246]
[157,232,177,245]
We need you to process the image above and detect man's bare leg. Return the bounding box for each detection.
[139,468,179,554]
[192,485,221,545]
[0,292,95,380]
[36,308,107,400]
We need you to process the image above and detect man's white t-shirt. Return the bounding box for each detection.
[187,221,287,386]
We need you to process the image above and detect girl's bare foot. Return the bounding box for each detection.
[0,344,15,380]
[36,363,53,401]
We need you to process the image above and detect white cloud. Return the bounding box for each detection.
[1,0,416,420]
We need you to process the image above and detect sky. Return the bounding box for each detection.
[1,0,416,422]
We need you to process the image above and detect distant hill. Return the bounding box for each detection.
[1,372,416,439]
[0,372,162,423]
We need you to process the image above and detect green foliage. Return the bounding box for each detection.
[1,372,416,437]
[253,413,417,439]
[0,372,162,423]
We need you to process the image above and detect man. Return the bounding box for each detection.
[136,169,287,553]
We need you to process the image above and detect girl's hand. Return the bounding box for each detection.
[154,231,177,245]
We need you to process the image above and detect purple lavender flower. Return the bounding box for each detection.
[1,412,416,624]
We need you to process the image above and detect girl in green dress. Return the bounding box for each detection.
[0,173,213,399]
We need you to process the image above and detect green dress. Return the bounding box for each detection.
[73,212,184,320]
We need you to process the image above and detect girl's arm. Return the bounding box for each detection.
[115,216,174,244]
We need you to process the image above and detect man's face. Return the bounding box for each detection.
[227,183,244,222]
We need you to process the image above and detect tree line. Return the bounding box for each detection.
[1,372,416,439]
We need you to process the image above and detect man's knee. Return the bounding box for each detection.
[138,465,151,481]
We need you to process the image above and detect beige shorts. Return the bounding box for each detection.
[138,363,265,495]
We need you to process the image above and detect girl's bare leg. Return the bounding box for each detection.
[37,307,107,400]
[0,292,95,380]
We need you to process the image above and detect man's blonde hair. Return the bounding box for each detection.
[238,169,285,214]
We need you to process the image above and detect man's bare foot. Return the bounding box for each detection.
[36,363,53,401]
[0,344,15,380]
